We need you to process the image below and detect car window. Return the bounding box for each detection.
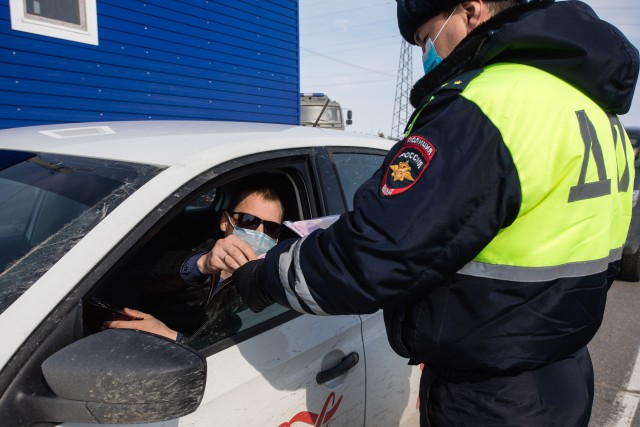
[90,166,310,352]
[332,152,385,210]
[186,285,289,350]
[0,150,161,314]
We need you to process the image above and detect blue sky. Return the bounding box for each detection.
[299,0,640,137]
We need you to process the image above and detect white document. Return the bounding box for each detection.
[283,214,341,237]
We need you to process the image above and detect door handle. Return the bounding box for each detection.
[316,352,360,385]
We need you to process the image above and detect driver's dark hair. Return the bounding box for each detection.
[228,183,284,221]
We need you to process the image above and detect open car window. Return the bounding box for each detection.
[185,282,290,350]
[86,166,310,352]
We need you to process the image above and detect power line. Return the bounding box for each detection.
[301,33,397,50]
[301,47,396,77]
[302,0,346,8]
[301,78,394,88]
[301,38,401,56]
[303,70,397,78]
[301,19,395,36]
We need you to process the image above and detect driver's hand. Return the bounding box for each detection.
[104,307,178,341]
[197,234,257,276]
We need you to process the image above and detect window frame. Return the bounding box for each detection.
[9,0,99,45]
[82,149,323,357]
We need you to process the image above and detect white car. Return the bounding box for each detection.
[0,121,420,426]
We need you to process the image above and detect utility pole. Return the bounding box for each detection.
[390,39,414,141]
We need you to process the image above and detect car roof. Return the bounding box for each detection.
[0,121,394,166]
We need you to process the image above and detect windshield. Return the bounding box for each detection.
[0,150,162,313]
[300,105,343,126]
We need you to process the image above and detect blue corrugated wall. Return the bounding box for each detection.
[0,0,299,129]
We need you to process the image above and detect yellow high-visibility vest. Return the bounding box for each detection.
[457,63,634,281]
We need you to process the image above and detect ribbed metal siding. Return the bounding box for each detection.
[0,0,299,129]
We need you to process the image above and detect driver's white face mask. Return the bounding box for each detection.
[227,213,277,256]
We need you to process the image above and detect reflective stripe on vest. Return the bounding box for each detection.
[458,63,633,281]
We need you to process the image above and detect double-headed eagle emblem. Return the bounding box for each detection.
[390,161,414,182]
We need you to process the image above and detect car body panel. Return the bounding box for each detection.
[182,314,366,426]
[361,313,422,426]
[0,121,393,165]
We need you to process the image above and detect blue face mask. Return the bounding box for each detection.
[421,8,456,75]
[231,224,277,256]
[422,39,442,75]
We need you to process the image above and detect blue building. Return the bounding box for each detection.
[0,0,299,129]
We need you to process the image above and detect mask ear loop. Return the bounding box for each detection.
[433,6,456,43]
[225,211,237,230]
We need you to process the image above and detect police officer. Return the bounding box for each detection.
[234,0,640,425]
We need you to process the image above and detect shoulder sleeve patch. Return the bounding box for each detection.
[380,136,437,197]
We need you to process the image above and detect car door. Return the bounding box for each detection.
[326,148,422,426]
[183,313,366,426]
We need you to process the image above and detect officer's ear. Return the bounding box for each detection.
[460,0,486,32]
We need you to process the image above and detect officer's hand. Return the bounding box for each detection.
[233,259,273,313]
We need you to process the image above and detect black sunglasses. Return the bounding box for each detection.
[228,211,282,240]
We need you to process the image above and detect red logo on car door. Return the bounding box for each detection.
[279,392,343,426]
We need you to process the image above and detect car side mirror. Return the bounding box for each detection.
[346,109,353,126]
[39,328,206,424]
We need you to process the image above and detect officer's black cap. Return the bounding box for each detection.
[397,0,462,45]
[396,0,527,45]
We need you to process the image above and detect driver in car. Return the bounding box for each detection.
[105,184,284,341]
